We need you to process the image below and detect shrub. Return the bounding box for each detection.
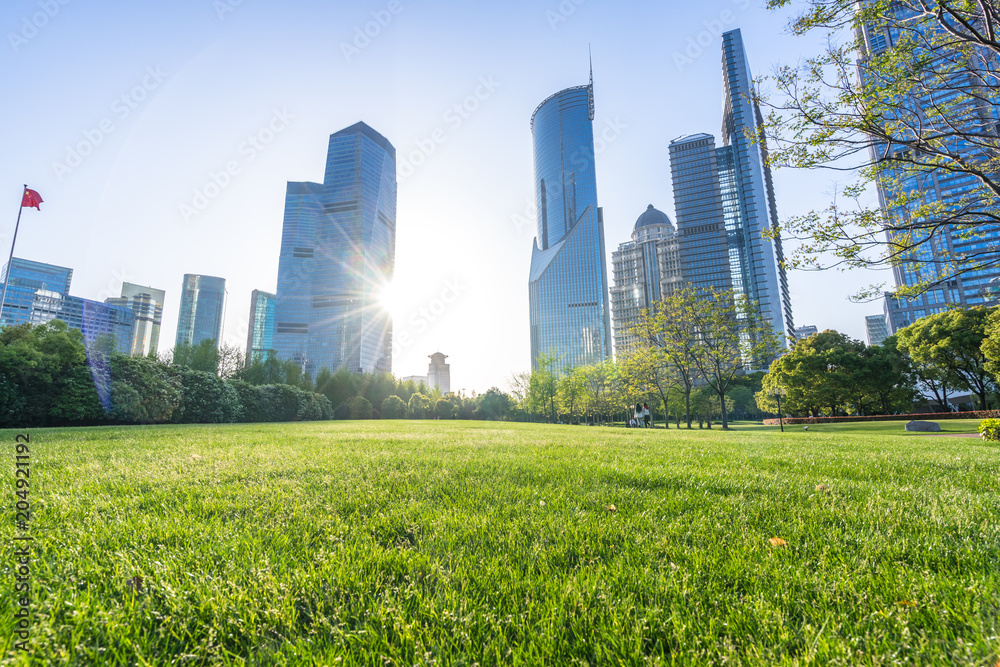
[349,396,373,420]
[381,395,406,419]
[979,419,1000,442]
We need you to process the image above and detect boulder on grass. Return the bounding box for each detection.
[905,420,941,432]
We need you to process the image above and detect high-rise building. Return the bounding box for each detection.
[610,205,683,352]
[856,11,1000,332]
[669,134,734,294]
[427,352,450,394]
[273,122,396,377]
[1,257,134,352]
[792,325,818,341]
[720,28,794,343]
[175,274,226,348]
[866,314,889,347]
[246,289,276,362]
[528,71,612,373]
[106,282,165,356]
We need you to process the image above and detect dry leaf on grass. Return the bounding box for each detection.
[191,454,202,460]
[126,576,144,593]
[539,500,546,507]
[768,537,788,547]
[815,484,829,492]
[604,504,617,512]
[897,600,916,607]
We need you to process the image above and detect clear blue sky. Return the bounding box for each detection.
[1,0,888,393]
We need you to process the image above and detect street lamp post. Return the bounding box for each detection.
[771,387,787,432]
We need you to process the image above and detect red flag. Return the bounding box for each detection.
[21,188,42,210]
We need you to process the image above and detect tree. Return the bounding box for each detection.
[758,1,1000,298]
[556,369,586,423]
[685,288,781,429]
[757,330,866,417]
[527,351,560,422]
[349,396,373,420]
[407,392,431,419]
[618,344,679,428]
[434,395,459,419]
[171,339,221,374]
[633,289,703,428]
[579,361,616,424]
[896,307,996,408]
[380,395,407,419]
[479,388,512,421]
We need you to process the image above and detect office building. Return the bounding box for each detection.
[427,352,451,395]
[669,134,734,293]
[792,325,818,341]
[610,205,683,352]
[527,70,612,373]
[720,29,795,343]
[866,314,889,347]
[273,122,396,377]
[246,289,276,362]
[175,274,226,348]
[1,257,134,352]
[106,282,165,356]
[855,12,1000,332]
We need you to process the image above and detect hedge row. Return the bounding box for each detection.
[762,410,1000,426]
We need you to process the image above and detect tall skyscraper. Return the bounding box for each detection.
[610,205,683,352]
[855,13,1000,332]
[669,134,735,293]
[528,71,612,373]
[273,122,396,377]
[175,274,226,348]
[720,28,794,342]
[106,282,165,356]
[1,257,135,352]
[246,289,276,362]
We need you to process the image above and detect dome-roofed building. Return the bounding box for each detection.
[610,205,683,353]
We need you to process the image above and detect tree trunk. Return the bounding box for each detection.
[685,388,693,429]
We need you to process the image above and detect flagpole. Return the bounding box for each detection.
[0,184,27,325]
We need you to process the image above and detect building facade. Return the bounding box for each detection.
[855,11,1000,332]
[106,282,165,356]
[246,289,276,362]
[528,75,612,373]
[669,134,735,294]
[175,274,226,348]
[427,352,451,394]
[1,257,134,352]
[720,29,795,343]
[792,325,818,341]
[273,122,396,377]
[865,314,889,347]
[610,205,682,353]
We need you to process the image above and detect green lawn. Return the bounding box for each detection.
[732,419,984,435]
[1,421,998,665]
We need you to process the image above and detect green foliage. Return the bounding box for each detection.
[896,307,995,409]
[979,419,1000,442]
[173,368,241,424]
[380,395,407,419]
[759,1,1000,298]
[171,339,221,374]
[349,396,373,420]
[407,392,431,419]
[479,387,512,421]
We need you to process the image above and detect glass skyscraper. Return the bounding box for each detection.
[246,289,276,362]
[720,28,794,343]
[106,282,165,356]
[175,274,226,348]
[273,122,396,377]
[855,10,1000,333]
[528,75,612,373]
[1,257,135,353]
